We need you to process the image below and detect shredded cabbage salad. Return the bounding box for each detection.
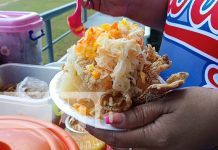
[62,18,146,93]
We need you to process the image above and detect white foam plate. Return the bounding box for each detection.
[50,71,166,131]
[49,71,123,131]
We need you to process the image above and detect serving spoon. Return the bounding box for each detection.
[68,0,85,37]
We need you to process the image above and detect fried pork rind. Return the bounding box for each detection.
[134,72,189,105]
[100,90,132,112]
[137,45,172,91]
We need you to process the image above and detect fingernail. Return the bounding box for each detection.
[104,112,113,124]
[104,115,111,124]
[104,112,124,124]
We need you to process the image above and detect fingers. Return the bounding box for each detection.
[86,123,165,148]
[104,101,169,129]
[84,0,101,11]
[83,0,94,9]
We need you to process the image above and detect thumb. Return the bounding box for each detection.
[104,100,169,129]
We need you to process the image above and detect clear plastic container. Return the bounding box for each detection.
[0,11,44,64]
[0,63,60,122]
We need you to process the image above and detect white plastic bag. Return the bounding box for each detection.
[16,77,49,99]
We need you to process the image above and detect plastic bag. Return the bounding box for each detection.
[16,77,49,99]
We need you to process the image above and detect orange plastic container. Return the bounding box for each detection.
[0,116,79,150]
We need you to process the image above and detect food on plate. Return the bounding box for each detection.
[58,18,189,117]
[72,98,95,116]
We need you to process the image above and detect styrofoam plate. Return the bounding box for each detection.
[50,71,166,131]
[49,71,123,131]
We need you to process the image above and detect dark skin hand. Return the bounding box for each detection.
[86,88,218,150]
[84,0,168,30]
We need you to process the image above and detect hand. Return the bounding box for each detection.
[84,0,130,17]
[86,88,218,150]
[84,0,168,30]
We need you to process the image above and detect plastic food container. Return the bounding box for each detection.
[0,116,79,150]
[0,63,60,122]
[0,11,44,64]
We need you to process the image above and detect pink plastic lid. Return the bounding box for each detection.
[0,116,79,150]
[0,11,43,32]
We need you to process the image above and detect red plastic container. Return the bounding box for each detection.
[0,116,79,150]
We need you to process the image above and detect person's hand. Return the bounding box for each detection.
[84,0,130,17]
[86,88,218,150]
[83,0,168,30]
